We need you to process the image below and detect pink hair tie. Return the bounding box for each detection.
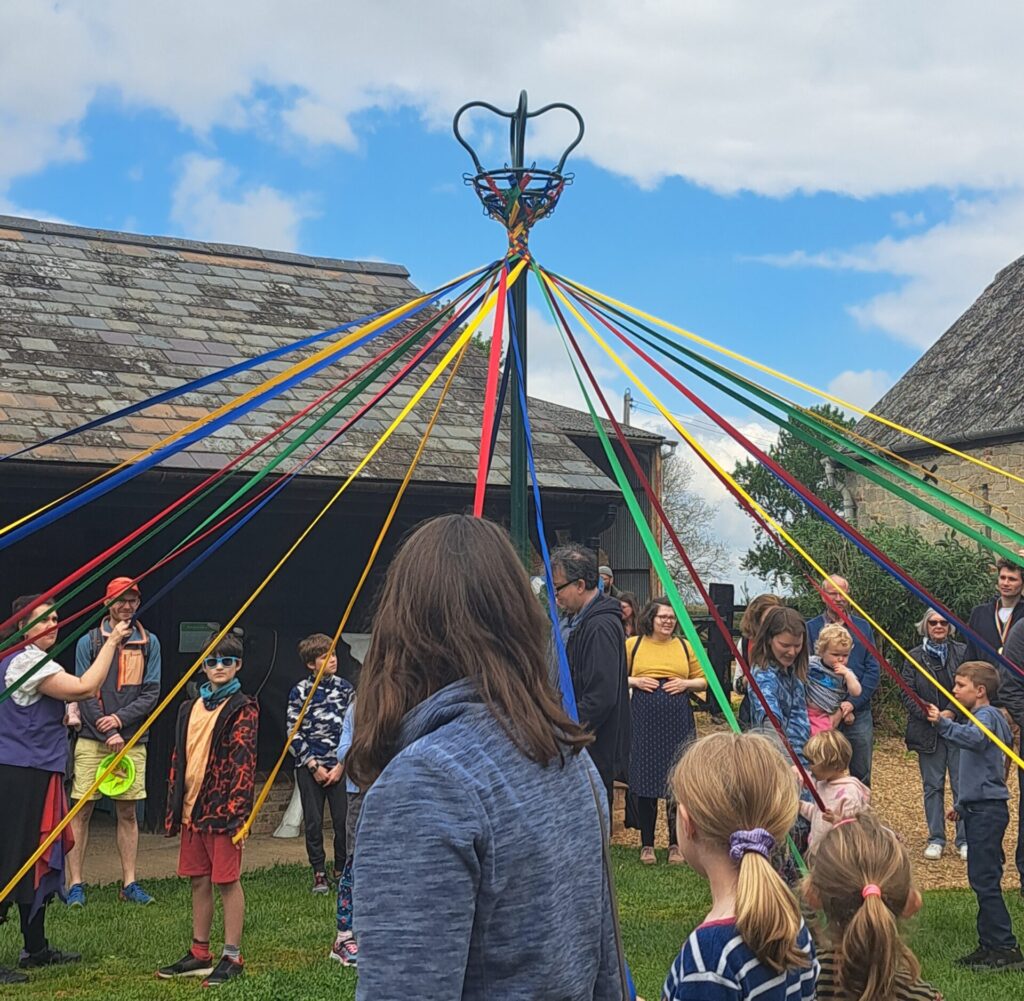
[862,884,882,900]
[833,817,857,828]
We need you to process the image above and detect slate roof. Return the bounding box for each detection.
[854,254,1024,453]
[0,216,658,492]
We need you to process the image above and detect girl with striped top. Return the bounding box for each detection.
[804,813,941,1000]
[661,731,818,1000]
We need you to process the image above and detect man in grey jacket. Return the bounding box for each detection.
[66,577,161,906]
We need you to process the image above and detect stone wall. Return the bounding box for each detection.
[850,441,1024,543]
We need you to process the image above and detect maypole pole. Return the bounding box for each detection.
[453,91,584,563]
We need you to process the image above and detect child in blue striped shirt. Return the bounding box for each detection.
[661,731,818,1001]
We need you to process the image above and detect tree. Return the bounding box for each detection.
[660,452,730,601]
[732,404,854,585]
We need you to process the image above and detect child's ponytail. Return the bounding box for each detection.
[734,836,807,972]
[805,815,921,1001]
[670,732,808,973]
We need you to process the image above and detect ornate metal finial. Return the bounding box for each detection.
[453,90,584,258]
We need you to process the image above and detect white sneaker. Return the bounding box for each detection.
[923,843,943,861]
[959,845,969,861]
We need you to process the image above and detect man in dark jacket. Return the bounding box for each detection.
[551,544,630,817]
[806,574,879,785]
[901,608,967,861]
[963,557,1024,664]
[996,616,1024,892]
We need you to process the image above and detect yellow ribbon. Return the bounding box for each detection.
[234,337,473,843]
[561,274,1024,489]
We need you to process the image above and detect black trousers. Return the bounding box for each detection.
[637,796,677,848]
[294,767,348,873]
[19,904,46,954]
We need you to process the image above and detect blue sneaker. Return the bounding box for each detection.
[66,883,86,908]
[119,881,154,905]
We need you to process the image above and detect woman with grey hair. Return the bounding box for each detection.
[900,607,967,861]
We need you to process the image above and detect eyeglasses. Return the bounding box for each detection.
[111,596,140,606]
[927,619,948,627]
[653,615,676,623]
[203,656,240,669]
[553,579,580,593]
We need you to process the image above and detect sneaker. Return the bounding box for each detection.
[974,947,1024,971]
[330,937,359,967]
[18,947,81,969]
[312,871,330,894]
[65,883,86,907]
[667,846,685,865]
[640,847,656,865]
[0,967,28,984]
[120,881,154,905]
[923,843,943,861]
[156,951,215,979]
[955,946,991,968]
[202,955,244,987]
[959,844,969,861]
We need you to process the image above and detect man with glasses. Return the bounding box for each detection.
[66,577,162,906]
[550,545,630,817]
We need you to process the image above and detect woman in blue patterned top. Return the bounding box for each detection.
[662,731,818,1000]
[748,606,811,768]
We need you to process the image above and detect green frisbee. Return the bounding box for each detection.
[96,753,135,798]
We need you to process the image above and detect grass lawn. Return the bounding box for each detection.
[4,849,1022,999]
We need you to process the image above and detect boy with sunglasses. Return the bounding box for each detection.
[157,634,258,987]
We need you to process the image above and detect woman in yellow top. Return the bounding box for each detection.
[626,597,706,864]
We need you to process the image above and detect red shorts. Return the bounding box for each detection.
[177,827,242,884]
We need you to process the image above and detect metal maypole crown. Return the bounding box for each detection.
[453,90,584,562]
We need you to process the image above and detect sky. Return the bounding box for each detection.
[4,1,1024,587]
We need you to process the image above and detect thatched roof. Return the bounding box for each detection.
[854,254,1024,453]
[0,215,659,491]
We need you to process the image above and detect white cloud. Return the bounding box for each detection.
[827,369,895,411]
[524,305,620,413]
[755,192,1024,348]
[5,3,1024,198]
[169,154,316,251]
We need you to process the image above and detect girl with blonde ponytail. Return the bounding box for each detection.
[661,731,818,1000]
[805,813,941,1000]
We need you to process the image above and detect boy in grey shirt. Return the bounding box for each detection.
[928,661,1023,971]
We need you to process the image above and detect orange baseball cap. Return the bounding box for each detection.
[104,577,141,602]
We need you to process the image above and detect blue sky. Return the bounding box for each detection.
[4,2,1024,580]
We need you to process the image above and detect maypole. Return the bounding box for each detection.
[453,91,584,562]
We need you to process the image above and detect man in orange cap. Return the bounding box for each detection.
[65,576,162,907]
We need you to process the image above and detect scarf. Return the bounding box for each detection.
[923,639,948,667]
[199,678,240,710]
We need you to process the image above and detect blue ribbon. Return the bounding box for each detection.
[506,289,578,722]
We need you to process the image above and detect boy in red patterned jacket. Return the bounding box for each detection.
[156,634,258,987]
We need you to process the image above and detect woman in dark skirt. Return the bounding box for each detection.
[0,594,127,985]
[625,597,706,864]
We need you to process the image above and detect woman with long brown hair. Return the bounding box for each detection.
[748,605,811,767]
[347,515,625,1000]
